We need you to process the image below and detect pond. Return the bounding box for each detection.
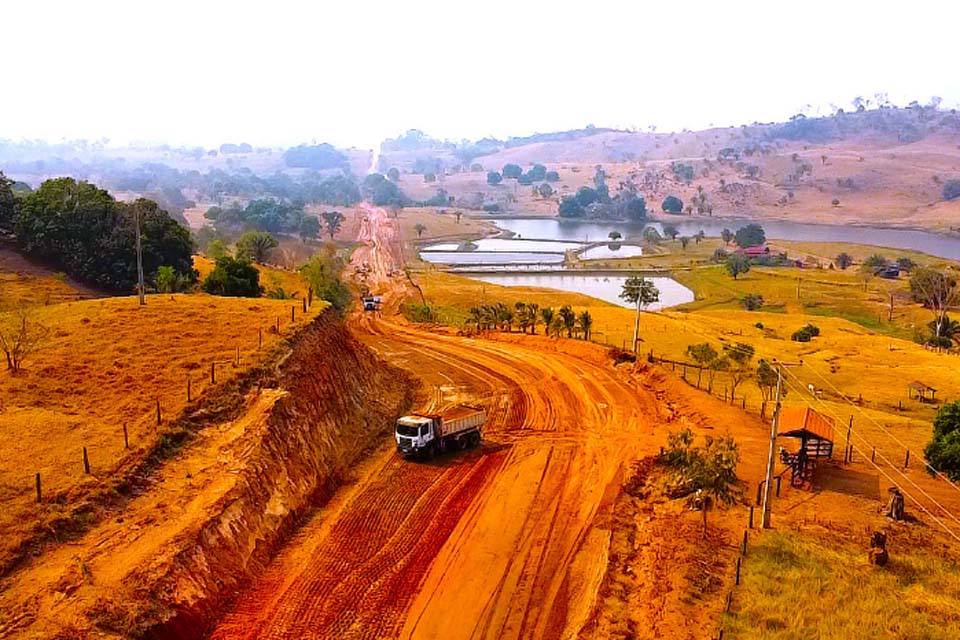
[578,244,644,260]
[469,274,694,310]
[420,252,566,265]
[493,218,960,261]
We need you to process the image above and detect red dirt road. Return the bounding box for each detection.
[210,205,665,639]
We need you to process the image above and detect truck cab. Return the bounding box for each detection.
[395,415,436,456]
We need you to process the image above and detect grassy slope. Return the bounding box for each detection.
[0,277,327,571]
[725,528,960,639]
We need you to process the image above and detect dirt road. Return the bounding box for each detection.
[210,205,664,639]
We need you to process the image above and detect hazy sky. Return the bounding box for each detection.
[2,1,957,150]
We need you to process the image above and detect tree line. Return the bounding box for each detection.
[1,173,195,293]
[467,302,593,339]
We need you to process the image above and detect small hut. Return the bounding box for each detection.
[908,381,937,404]
[778,407,835,486]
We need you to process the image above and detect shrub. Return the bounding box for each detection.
[662,195,684,214]
[832,198,840,206]
[943,179,960,201]
[545,170,560,182]
[558,196,585,218]
[791,323,821,342]
[734,223,766,248]
[608,347,637,364]
[925,400,960,480]
[836,252,853,269]
[201,257,261,297]
[741,293,765,311]
[502,164,523,179]
[401,303,438,323]
[486,171,503,185]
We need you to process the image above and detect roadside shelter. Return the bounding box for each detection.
[778,406,835,486]
[908,381,937,403]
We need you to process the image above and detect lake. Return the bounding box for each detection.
[579,244,644,260]
[470,274,694,310]
[493,218,960,261]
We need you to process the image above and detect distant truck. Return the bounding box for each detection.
[361,295,382,311]
[395,406,485,457]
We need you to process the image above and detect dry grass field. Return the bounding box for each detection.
[0,263,326,574]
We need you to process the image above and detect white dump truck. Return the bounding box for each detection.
[395,405,485,457]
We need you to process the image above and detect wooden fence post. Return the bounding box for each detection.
[187,376,192,402]
[123,423,129,449]
[871,448,876,463]
[276,317,280,333]
[83,447,91,474]
[156,399,161,426]
[735,557,741,585]
[259,327,263,349]
[776,476,781,497]
[749,506,754,529]
[302,297,307,313]
[210,362,216,384]
[291,306,296,323]
[904,450,910,468]
[36,473,42,503]
[742,530,748,555]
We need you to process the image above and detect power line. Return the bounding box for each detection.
[778,370,960,542]
[800,359,960,496]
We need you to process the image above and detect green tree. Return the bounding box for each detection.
[625,196,647,222]
[756,359,779,400]
[741,293,764,310]
[201,257,261,297]
[687,342,719,389]
[925,400,960,480]
[537,183,554,198]
[487,171,503,185]
[540,307,554,335]
[387,167,401,181]
[206,239,229,261]
[545,170,560,182]
[414,223,427,238]
[662,195,684,214]
[526,302,540,334]
[621,275,660,351]
[721,228,734,245]
[528,164,547,181]
[609,231,622,241]
[299,243,351,315]
[722,342,755,401]
[236,231,278,263]
[502,164,523,179]
[155,266,178,293]
[577,310,593,340]
[575,186,599,207]
[679,236,691,250]
[734,223,765,248]
[558,196,585,218]
[321,210,345,240]
[836,252,854,269]
[15,179,195,292]
[0,171,16,234]
[559,305,576,337]
[663,223,679,241]
[726,254,751,279]
[910,267,960,340]
[299,216,321,242]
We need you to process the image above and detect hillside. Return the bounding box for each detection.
[382,108,960,231]
[0,292,327,578]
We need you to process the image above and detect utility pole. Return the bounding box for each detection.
[134,203,146,305]
[760,365,783,528]
[632,280,643,353]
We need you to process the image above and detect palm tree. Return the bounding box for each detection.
[550,315,564,338]
[514,301,530,333]
[540,307,555,334]
[559,305,576,338]
[526,303,540,334]
[577,310,593,340]
[468,306,482,330]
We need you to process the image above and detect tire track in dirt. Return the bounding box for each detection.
[208,204,664,640]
